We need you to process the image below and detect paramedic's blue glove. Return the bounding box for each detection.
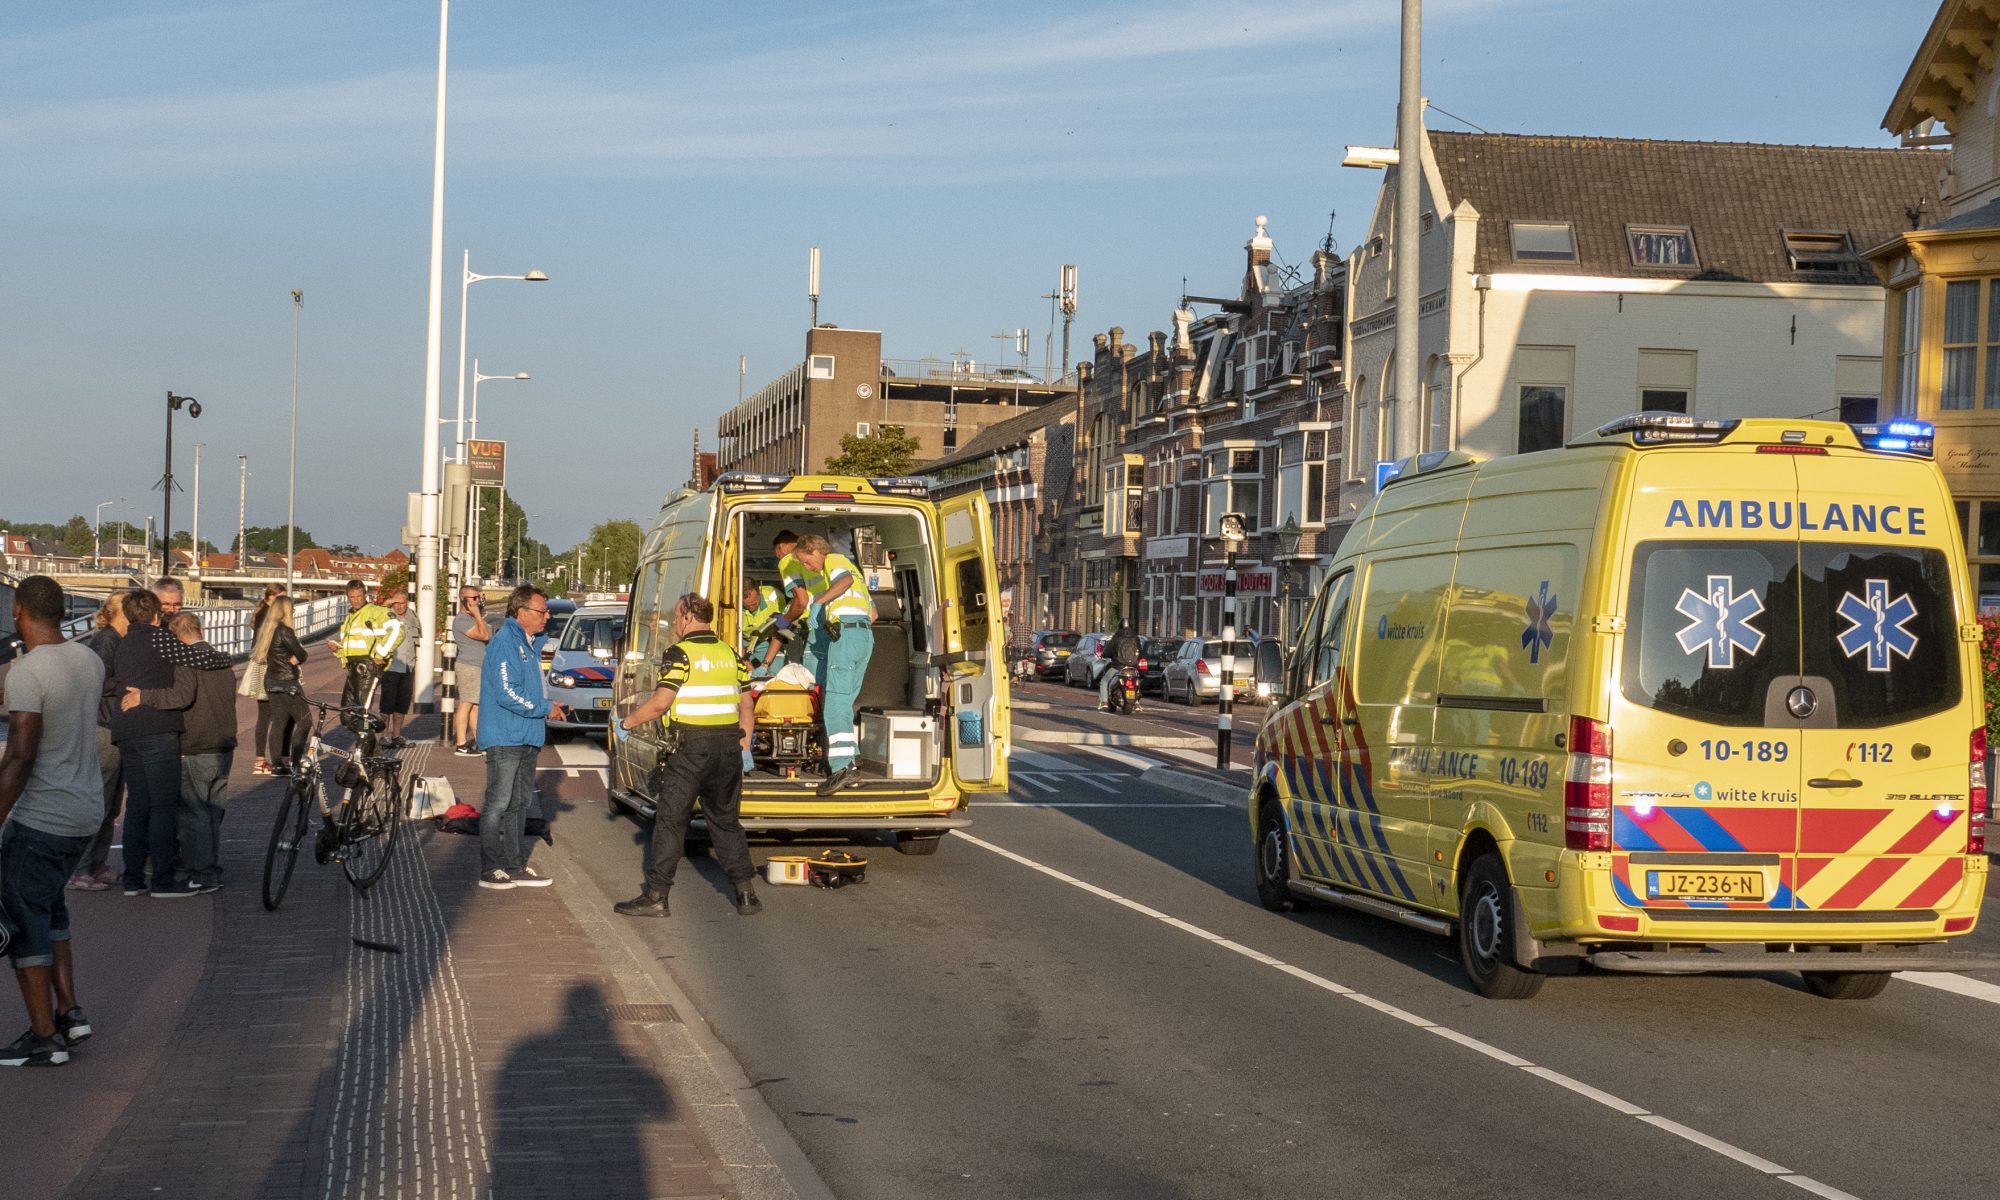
[741,749,757,774]
[773,615,793,632]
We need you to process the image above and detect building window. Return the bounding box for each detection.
[1840,395,1878,423]
[1518,387,1566,452]
[942,426,957,450]
[1637,349,1696,414]
[856,422,871,437]
[1939,278,2000,411]
[1894,286,1920,416]
[1304,431,1327,526]
[1230,448,1261,475]
[1627,226,1698,268]
[1782,230,1861,273]
[1510,222,1577,263]
[807,354,836,380]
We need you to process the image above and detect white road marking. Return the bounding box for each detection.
[1078,745,1160,772]
[552,741,608,767]
[1012,773,1059,794]
[1153,745,1249,774]
[1893,970,2000,1005]
[955,830,1864,1200]
[1012,748,1088,772]
[1076,776,1126,795]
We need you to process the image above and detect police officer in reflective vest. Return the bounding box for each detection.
[614,593,762,918]
[791,534,877,794]
[335,578,403,731]
[742,580,785,679]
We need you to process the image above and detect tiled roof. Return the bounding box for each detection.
[922,395,1077,472]
[1427,131,1946,284]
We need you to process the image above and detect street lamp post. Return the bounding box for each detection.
[288,289,302,594]
[414,0,451,716]
[158,392,202,579]
[1277,516,1303,641]
[94,498,123,570]
[454,254,548,466]
[189,443,203,578]
[466,360,529,583]
[1216,512,1246,769]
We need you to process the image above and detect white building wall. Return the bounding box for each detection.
[1945,63,2000,217]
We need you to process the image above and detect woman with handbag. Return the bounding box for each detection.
[251,594,309,775]
[244,586,283,773]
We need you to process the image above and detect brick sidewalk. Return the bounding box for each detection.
[25,658,739,1200]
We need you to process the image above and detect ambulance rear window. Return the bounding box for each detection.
[1624,541,1796,727]
[1799,544,1958,727]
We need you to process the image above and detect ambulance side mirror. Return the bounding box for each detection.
[1254,640,1286,704]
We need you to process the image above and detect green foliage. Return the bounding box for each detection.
[233,526,319,555]
[327,543,362,556]
[62,516,93,555]
[823,423,921,477]
[471,488,554,581]
[560,519,644,594]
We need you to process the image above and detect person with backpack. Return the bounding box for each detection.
[1098,621,1141,711]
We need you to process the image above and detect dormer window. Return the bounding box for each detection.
[1628,225,1698,268]
[1510,221,1577,263]
[1783,230,1861,273]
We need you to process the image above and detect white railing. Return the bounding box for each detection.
[55,595,347,663]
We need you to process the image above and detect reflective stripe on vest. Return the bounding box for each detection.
[666,639,745,728]
[812,553,874,621]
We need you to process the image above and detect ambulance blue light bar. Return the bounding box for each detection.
[715,472,793,494]
[1377,450,1475,492]
[1848,420,1934,458]
[866,476,934,498]
[1593,413,1741,445]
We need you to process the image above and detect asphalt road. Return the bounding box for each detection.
[538,729,2000,1200]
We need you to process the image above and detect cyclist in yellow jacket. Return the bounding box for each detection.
[335,579,404,730]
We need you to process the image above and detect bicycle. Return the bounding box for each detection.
[261,697,413,910]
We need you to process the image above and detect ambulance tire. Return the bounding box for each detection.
[895,831,944,856]
[1457,855,1545,1000]
[1801,971,1890,1001]
[1253,801,1298,912]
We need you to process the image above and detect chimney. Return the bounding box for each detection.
[1313,248,1337,289]
[1247,214,1273,267]
[1092,332,1109,353]
[1108,326,1125,352]
[1148,330,1166,356]
[1173,307,1194,355]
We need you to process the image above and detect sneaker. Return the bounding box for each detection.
[270,763,292,777]
[151,878,203,899]
[512,866,553,888]
[252,759,272,776]
[67,873,109,892]
[122,882,147,897]
[195,880,224,894]
[735,883,764,917]
[0,1030,68,1067]
[454,744,482,757]
[613,890,668,917]
[478,869,516,891]
[55,1008,91,1047]
[817,764,860,796]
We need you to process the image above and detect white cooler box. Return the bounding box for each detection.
[857,710,936,781]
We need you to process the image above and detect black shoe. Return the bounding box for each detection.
[818,765,859,796]
[0,1029,69,1067]
[454,743,481,757]
[614,890,669,918]
[55,1008,91,1047]
[314,822,338,865]
[735,883,763,917]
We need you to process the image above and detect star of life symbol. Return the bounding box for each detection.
[1674,575,1765,669]
[1521,580,1557,664]
[1836,579,1919,673]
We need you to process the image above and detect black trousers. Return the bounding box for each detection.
[646,732,754,892]
[341,660,381,731]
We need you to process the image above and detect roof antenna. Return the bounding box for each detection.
[1321,209,1340,256]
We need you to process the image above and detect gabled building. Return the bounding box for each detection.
[1347,128,1943,522]
[1874,0,2000,604]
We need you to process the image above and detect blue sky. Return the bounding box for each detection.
[0,1,1941,552]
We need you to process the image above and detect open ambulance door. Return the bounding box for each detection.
[939,492,1009,793]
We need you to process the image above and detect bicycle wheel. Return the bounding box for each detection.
[262,775,312,911]
[339,767,403,891]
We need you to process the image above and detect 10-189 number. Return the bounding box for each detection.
[1698,739,1788,762]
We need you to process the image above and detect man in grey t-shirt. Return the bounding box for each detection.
[451,586,491,756]
[0,577,104,1067]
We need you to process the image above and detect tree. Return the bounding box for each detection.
[823,424,921,476]
[233,526,319,555]
[61,516,93,556]
[561,520,644,594]
[327,543,362,556]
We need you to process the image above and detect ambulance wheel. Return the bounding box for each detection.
[1253,801,1297,912]
[1457,855,1545,1000]
[895,831,944,856]
[1801,971,1890,1001]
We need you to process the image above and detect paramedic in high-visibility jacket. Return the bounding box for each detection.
[614,593,762,919]
[742,579,785,679]
[334,579,403,731]
[790,534,876,794]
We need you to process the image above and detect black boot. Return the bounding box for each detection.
[614,889,669,918]
[735,882,763,916]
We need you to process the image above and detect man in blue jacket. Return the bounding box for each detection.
[476,585,569,890]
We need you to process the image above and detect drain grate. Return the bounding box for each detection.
[605,1003,682,1023]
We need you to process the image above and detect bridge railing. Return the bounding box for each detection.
[54,595,346,662]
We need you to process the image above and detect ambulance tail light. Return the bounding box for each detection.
[1564,716,1613,851]
[1970,727,1988,855]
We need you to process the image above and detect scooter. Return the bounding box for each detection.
[1108,664,1142,715]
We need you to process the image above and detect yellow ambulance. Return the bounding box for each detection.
[1250,415,1998,998]
[606,473,1008,856]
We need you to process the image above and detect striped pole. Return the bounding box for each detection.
[1217,544,1238,769]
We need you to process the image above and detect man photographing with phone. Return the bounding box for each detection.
[451,587,491,756]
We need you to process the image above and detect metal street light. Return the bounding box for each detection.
[288,289,302,593]
[1216,512,1247,769]
[455,254,548,465]
[465,360,530,583]
[94,498,123,569]
[1277,515,1303,640]
[158,392,201,579]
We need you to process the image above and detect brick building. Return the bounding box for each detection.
[715,325,1074,475]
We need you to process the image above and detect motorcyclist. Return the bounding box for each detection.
[1098,621,1142,711]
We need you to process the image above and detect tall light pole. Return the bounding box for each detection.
[94,498,123,569]
[288,289,302,593]
[158,392,201,579]
[237,455,250,574]
[415,0,451,715]
[1216,512,1246,769]
[1393,0,1422,462]
[455,254,548,465]
[466,360,529,582]
[189,443,203,578]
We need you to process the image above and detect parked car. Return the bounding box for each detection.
[1064,633,1110,687]
[1028,629,1082,680]
[1135,638,1175,695]
[546,604,625,733]
[1161,637,1272,705]
[539,597,579,671]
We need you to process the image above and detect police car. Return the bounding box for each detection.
[545,603,625,734]
[1251,415,1999,999]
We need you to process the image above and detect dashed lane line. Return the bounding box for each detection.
[1894,970,2000,1004]
[955,830,1863,1200]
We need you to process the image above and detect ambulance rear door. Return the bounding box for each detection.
[1786,454,1973,915]
[938,492,1008,792]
